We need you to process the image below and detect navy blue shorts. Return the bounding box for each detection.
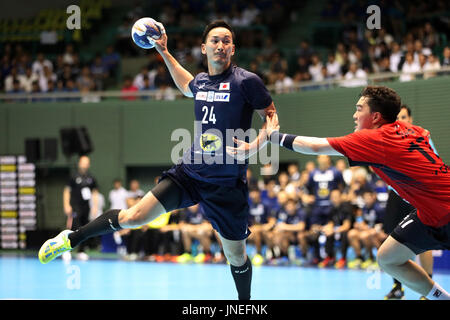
[153,164,251,241]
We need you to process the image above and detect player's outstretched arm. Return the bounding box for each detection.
[266,113,343,156]
[226,103,277,160]
[153,22,194,98]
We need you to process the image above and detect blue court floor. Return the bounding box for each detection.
[1,255,449,300]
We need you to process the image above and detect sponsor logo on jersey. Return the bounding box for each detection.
[214,92,230,102]
[207,91,215,102]
[195,91,207,101]
[219,82,230,90]
[200,133,222,153]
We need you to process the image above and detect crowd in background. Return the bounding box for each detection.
[1,1,449,99]
[95,156,389,270]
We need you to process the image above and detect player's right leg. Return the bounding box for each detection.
[39,177,183,264]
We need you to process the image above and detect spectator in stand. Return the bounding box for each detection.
[4,66,19,92]
[76,66,95,92]
[90,54,108,90]
[389,42,403,72]
[39,65,57,92]
[308,54,324,82]
[326,53,342,79]
[341,63,367,88]
[120,75,139,101]
[133,66,151,90]
[140,75,155,100]
[102,45,120,78]
[292,56,312,82]
[400,52,420,82]
[154,64,176,100]
[442,46,450,67]
[63,43,76,65]
[32,52,53,78]
[20,67,39,93]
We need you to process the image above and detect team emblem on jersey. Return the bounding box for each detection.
[219,82,230,90]
[200,133,222,153]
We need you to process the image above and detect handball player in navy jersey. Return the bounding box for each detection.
[39,20,277,300]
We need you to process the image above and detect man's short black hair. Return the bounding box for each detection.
[360,86,401,123]
[201,20,236,44]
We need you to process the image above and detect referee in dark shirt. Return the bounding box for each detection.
[63,155,99,260]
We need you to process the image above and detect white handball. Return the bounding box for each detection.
[131,17,162,49]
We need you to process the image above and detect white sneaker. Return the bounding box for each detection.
[76,252,89,261]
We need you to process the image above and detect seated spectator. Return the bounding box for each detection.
[133,66,151,90]
[120,75,139,101]
[274,71,294,94]
[442,46,450,67]
[270,198,307,265]
[102,45,120,78]
[292,56,312,82]
[341,63,368,87]
[347,189,386,270]
[326,53,342,79]
[90,54,108,90]
[400,52,420,82]
[308,54,324,82]
[389,42,403,72]
[422,54,441,79]
[154,64,176,100]
[77,66,95,92]
[317,189,354,269]
[177,204,213,263]
[247,189,276,265]
[20,67,39,93]
[63,43,76,65]
[4,66,19,92]
[39,65,57,92]
[32,52,53,77]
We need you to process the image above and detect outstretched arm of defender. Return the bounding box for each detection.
[266,113,343,156]
[153,22,194,97]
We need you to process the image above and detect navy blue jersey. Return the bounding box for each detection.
[181,65,272,187]
[362,202,385,227]
[276,207,306,225]
[248,201,272,226]
[307,167,344,207]
[260,190,280,214]
[181,206,206,225]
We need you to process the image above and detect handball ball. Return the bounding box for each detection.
[131,17,162,49]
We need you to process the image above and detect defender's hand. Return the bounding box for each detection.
[266,113,280,138]
[226,137,257,161]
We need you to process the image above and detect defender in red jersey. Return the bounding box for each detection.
[260,86,450,300]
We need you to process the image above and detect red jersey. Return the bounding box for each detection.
[327,121,450,228]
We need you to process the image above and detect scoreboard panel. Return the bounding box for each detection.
[0,155,37,249]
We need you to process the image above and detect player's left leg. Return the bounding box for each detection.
[377,236,448,298]
[418,250,434,277]
[218,233,252,300]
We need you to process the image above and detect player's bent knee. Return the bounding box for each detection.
[120,208,147,228]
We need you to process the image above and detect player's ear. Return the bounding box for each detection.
[231,44,235,56]
[372,111,383,123]
[201,43,206,55]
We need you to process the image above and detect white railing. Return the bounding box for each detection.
[1,67,449,103]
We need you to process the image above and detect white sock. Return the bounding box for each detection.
[426,282,450,300]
